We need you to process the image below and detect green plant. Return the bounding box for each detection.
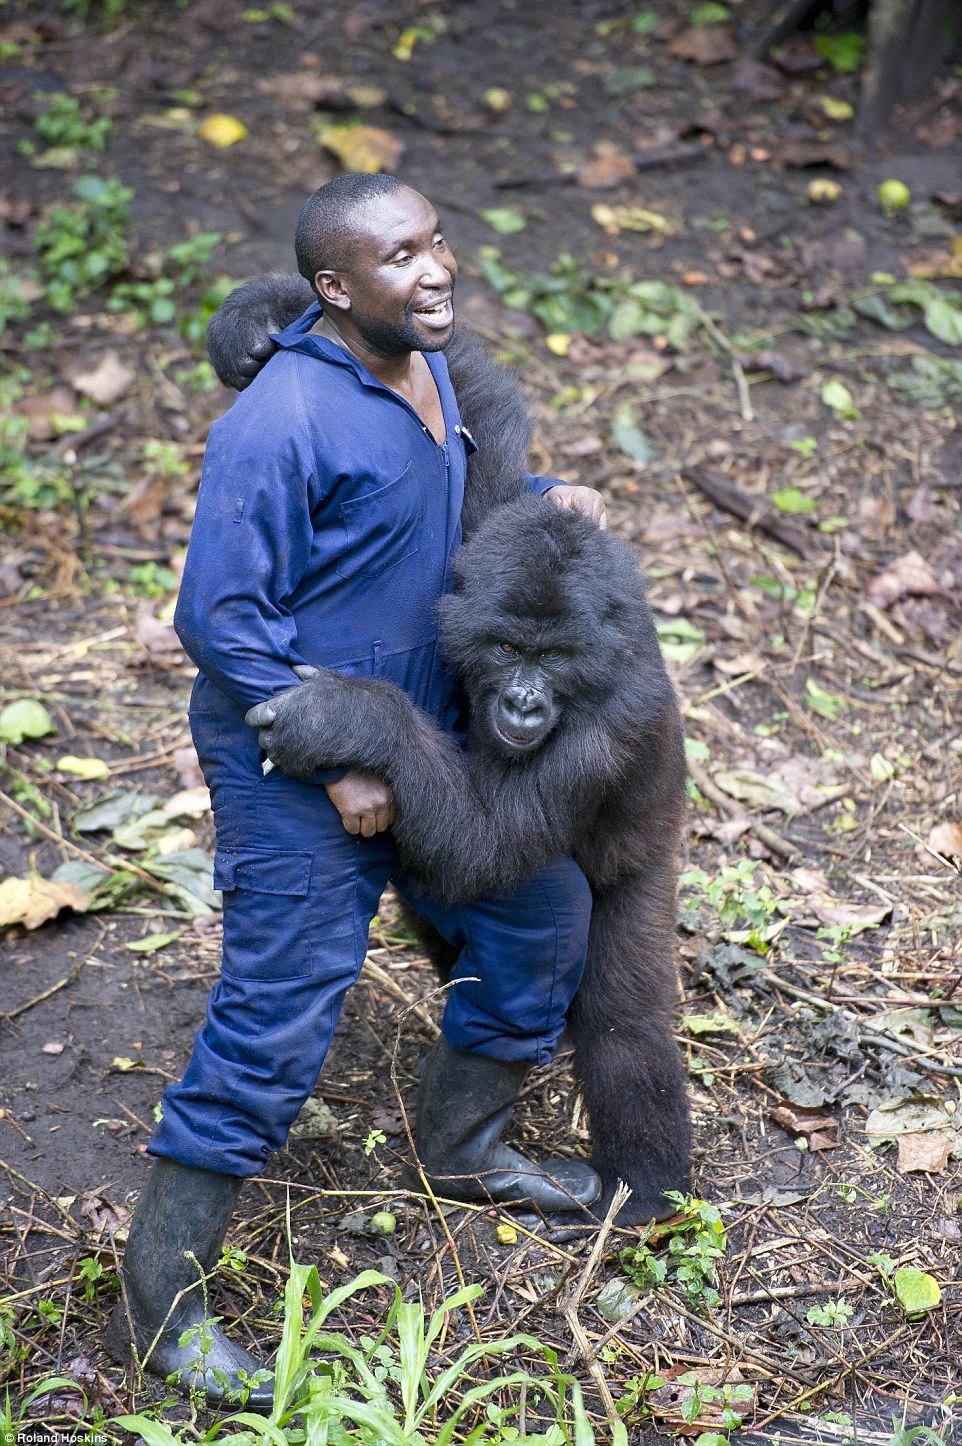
[126,561,178,598]
[113,1256,619,1442]
[680,860,780,952]
[618,1368,752,1433]
[620,1193,727,1310]
[806,1296,854,1328]
[478,248,694,348]
[142,439,188,479]
[33,90,111,150]
[0,261,35,334]
[34,174,132,310]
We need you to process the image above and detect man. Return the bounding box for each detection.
[106,173,607,1406]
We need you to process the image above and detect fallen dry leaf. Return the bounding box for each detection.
[591,202,681,236]
[0,873,90,930]
[134,608,185,660]
[173,745,205,789]
[809,897,891,934]
[68,351,136,406]
[318,123,404,173]
[577,141,636,189]
[771,1101,839,1148]
[867,550,941,610]
[14,384,79,441]
[668,24,738,66]
[927,821,962,859]
[778,139,850,170]
[916,113,962,149]
[730,60,785,102]
[198,113,248,147]
[42,1039,66,1055]
[79,1191,130,1236]
[256,73,386,109]
[897,1131,952,1174]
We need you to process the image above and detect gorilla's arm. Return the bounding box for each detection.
[247,669,613,903]
[206,275,314,390]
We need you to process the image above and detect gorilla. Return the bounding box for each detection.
[208,278,690,1226]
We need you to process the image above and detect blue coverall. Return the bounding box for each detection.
[151,304,592,1177]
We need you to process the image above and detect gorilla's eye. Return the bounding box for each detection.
[497,641,518,655]
[540,648,562,660]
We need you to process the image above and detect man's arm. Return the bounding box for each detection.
[174,391,319,711]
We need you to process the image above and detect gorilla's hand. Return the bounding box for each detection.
[545,484,607,530]
[207,274,315,390]
[245,664,409,783]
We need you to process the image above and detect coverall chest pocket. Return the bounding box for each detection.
[336,463,423,580]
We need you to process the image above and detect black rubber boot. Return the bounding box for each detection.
[415,1039,601,1212]
[105,1158,273,1410]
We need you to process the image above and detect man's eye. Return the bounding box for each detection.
[497,642,517,655]
[433,234,446,249]
[392,253,412,266]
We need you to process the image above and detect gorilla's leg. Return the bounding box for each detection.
[571,863,691,1225]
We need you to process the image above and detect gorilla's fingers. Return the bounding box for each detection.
[245,701,277,727]
[293,664,322,680]
[249,336,279,361]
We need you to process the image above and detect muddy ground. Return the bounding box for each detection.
[0,0,960,1441]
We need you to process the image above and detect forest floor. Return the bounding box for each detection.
[0,1,960,1442]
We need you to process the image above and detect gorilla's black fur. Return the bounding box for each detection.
[208,277,690,1224]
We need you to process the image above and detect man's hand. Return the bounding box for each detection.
[545,484,607,530]
[325,769,395,837]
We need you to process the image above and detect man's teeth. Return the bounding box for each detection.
[417,301,448,315]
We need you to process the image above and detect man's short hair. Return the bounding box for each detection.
[295,174,407,284]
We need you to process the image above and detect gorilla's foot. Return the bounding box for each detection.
[105,1157,273,1410]
[415,1039,601,1213]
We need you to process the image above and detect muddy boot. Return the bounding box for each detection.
[415,1039,601,1212]
[105,1158,273,1410]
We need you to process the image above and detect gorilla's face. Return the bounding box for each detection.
[485,639,566,756]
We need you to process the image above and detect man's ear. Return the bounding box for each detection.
[316,270,351,311]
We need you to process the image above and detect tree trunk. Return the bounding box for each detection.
[859,0,962,136]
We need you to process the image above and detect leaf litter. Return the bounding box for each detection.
[1,2,960,1440]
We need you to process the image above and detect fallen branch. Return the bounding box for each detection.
[681,465,823,561]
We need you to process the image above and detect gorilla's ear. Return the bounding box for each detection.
[207,275,315,390]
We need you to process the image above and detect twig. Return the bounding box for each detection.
[561,1183,631,1434]
[686,298,754,422]
[687,757,802,863]
[360,955,440,1037]
[2,964,85,1022]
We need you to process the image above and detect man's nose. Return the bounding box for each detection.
[421,251,454,288]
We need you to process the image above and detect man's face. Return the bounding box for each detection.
[320,188,457,356]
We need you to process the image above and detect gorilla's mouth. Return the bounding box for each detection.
[491,698,555,753]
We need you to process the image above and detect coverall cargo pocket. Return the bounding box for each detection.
[336,463,422,580]
[215,848,317,981]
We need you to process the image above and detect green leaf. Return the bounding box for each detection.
[0,699,57,744]
[480,207,527,235]
[812,32,866,73]
[125,932,176,953]
[611,401,658,463]
[820,379,859,419]
[602,65,656,94]
[922,294,962,347]
[682,1010,739,1036]
[56,755,111,779]
[632,9,659,33]
[805,677,847,719]
[691,2,729,23]
[771,486,816,514]
[893,1266,941,1316]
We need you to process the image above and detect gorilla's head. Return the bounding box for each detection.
[440,496,657,761]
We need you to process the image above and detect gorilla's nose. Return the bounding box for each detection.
[502,685,548,728]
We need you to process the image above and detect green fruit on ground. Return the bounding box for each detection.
[878,179,910,214]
